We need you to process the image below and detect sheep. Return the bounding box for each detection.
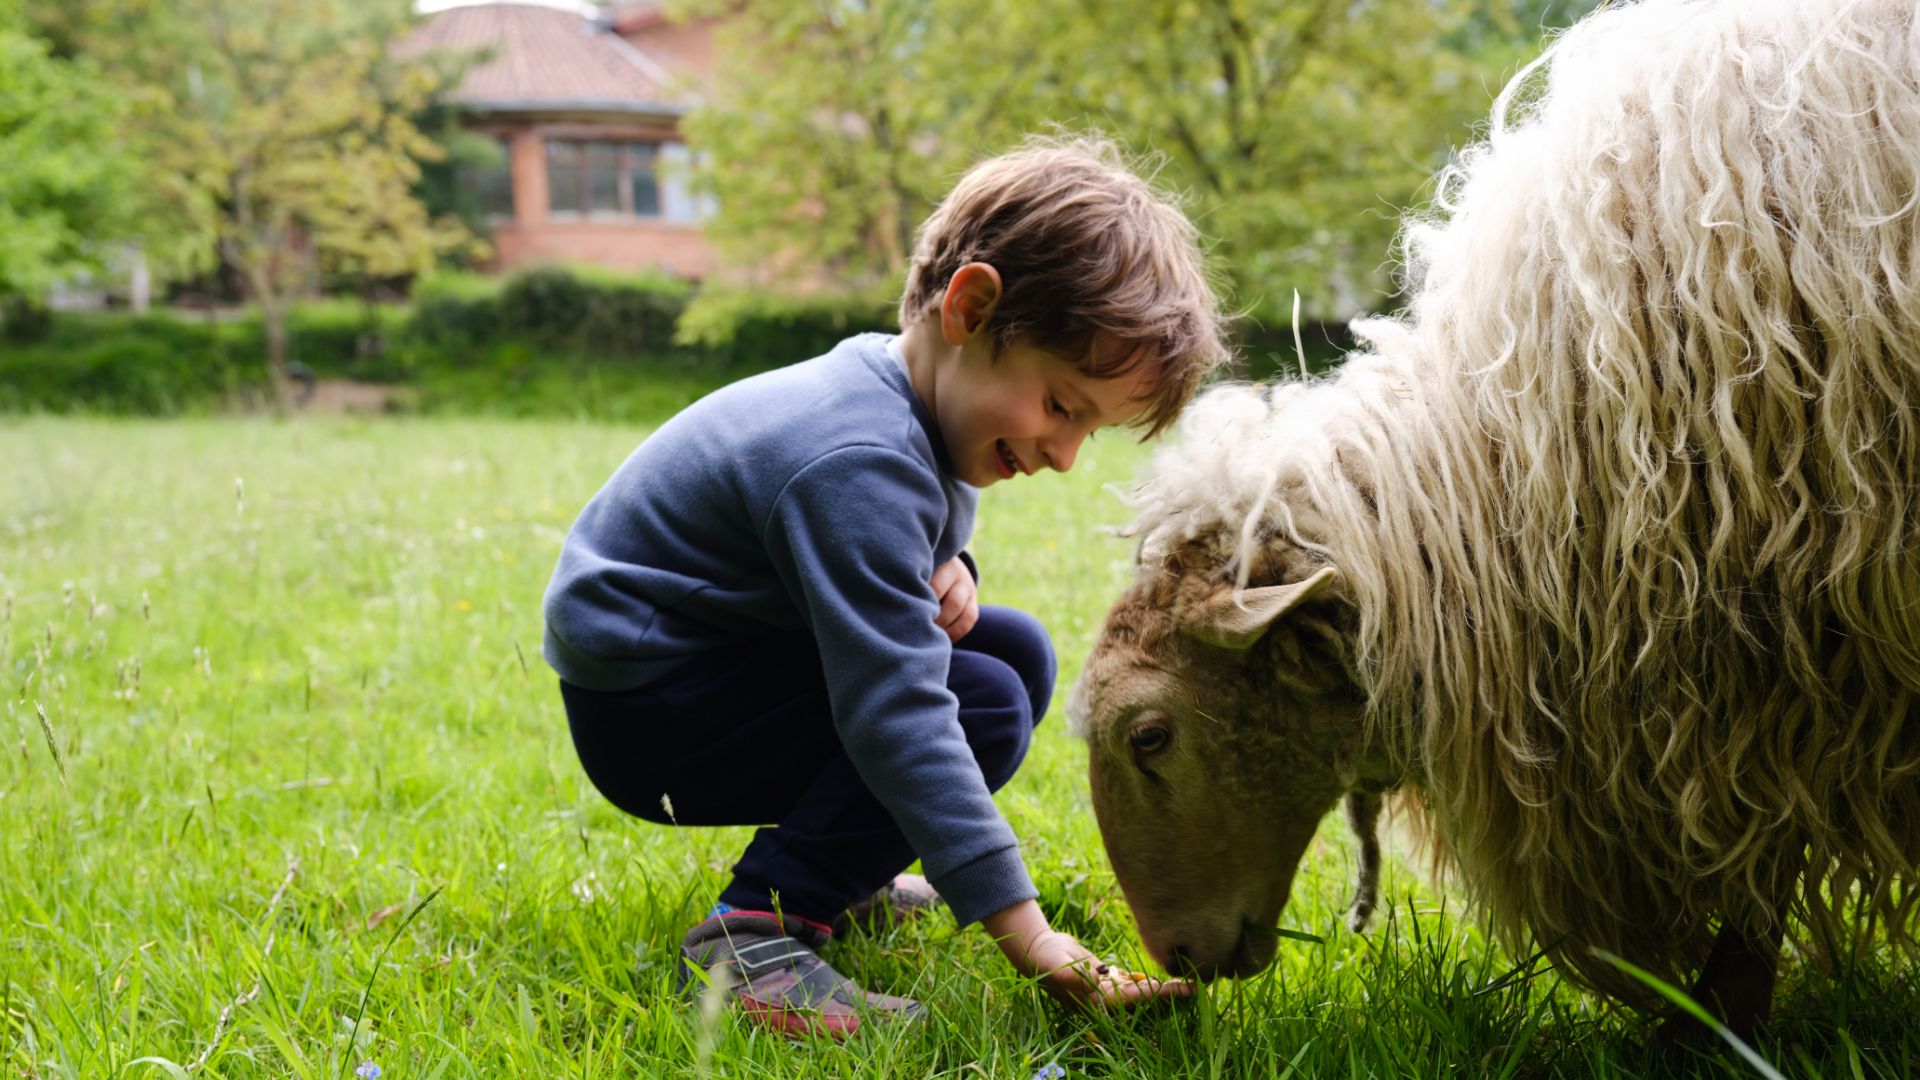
[1066,0,1920,1039]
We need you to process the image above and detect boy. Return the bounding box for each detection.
[543,136,1228,1036]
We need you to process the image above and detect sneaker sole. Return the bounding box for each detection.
[738,998,861,1039]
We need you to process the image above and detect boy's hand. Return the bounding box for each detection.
[930,556,979,642]
[983,899,1190,1010]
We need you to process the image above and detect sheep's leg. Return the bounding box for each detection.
[1654,921,1783,1047]
[1343,789,1383,933]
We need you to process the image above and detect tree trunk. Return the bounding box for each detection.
[238,256,294,412]
[260,295,294,412]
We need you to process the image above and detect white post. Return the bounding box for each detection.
[129,246,152,313]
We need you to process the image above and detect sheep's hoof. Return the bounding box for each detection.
[1651,1004,1768,1057]
[1652,922,1779,1052]
[1344,901,1374,934]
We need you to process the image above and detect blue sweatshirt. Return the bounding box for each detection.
[543,333,1036,926]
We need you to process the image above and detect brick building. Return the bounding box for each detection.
[401,1,720,278]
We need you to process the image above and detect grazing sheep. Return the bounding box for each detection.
[1067,0,1920,1037]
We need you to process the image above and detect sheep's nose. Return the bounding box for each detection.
[1168,944,1200,978]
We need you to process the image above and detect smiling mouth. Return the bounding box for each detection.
[995,440,1021,479]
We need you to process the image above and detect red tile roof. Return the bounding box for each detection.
[607,2,668,32]
[399,3,685,116]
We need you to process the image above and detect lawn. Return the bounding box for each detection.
[2,415,1913,1078]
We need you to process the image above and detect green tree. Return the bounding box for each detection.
[673,0,1573,327]
[1043,0,1520,318]
[34,0,479,402]
[0,2,145,305]
[672,0,1064,334]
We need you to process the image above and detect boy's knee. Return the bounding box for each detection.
[972,701,1033,793]
[977,606,1057,725]
[952,652,1038,791]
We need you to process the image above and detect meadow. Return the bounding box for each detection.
[2,414,1914,1078]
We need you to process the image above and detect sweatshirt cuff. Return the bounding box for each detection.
[930,845,1036,927]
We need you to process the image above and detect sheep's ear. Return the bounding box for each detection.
[1178,566,1341,652]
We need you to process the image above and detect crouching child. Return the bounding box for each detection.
[542,135,1229,1037]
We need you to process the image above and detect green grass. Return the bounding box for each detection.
[2,415,1915,1078]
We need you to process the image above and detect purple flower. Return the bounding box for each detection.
[355,1063,381,1080]
[1032,1064,1066,1080]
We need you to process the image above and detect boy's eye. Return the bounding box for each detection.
[1048,396,1070,419]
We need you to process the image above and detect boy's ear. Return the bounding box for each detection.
[940,262,1002,346]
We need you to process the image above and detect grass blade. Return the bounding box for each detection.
[1590,948,1786,1080]
[33,701,67,789]
[1242,923,1326,945]
[337,887,442,1080]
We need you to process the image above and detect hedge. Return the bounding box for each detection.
[0,266,1360,416]
[0,267,900,415]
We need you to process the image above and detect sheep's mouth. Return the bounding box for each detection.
[1166,920,1278,982]
[1228,920,1279,978]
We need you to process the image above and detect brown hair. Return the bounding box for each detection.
[899,134,1231,436]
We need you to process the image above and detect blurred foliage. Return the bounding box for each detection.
[0,262,1354,416]
[23,0,482,395]
[413,102,511,262]
[0,2,147,300]
[0,266,895,416]
[4,0,1605,371]
[673,286,896,361]
[673,0,1058,318]
[673,0,1597,325]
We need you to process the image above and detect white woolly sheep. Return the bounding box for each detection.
[1068,0,1920,1040]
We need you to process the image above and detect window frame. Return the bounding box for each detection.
[546,138,669,221]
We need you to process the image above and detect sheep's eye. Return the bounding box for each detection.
[1129,725,1169,755]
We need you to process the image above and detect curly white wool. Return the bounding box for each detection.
[1122,0,1920,1001]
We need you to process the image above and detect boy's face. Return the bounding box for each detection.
[933,338,1157,488]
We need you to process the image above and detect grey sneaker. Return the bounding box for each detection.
[677,909,925,1037]
[834,872,943,936]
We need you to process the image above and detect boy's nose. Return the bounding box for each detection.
[1040,430,1085,473]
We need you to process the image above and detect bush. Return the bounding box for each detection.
[0,316,251,414]
[491,266,687,357]
[676,287,897,368]
[409,272,502,359]
[1,295,53,344]
[7,264,1370,417]
[266,300,414,381]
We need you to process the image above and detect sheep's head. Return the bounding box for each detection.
[1069,543,1369,981]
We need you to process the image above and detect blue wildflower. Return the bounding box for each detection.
[355,1063,381,1080]
[1032,1064,1066,1080]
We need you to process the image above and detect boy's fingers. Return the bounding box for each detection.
[929,557,967,599]
[949,604,979,641]
[936,593,966,628]
[1090,969,1190,1009]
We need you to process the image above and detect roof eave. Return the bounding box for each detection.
[451,97,690,119]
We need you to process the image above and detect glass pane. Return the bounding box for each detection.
[587,142,621,213]
[627,142,659,217]
[474,137,513,216]
[656,141,710,222]
[546,140,581,214]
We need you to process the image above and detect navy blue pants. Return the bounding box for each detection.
[560,604,1056,924]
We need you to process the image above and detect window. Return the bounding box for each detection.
[546,139,676,219]
[548,140,584,214]
[658,141,716,223]
[627,142,659,217]
[587,142,621,213]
